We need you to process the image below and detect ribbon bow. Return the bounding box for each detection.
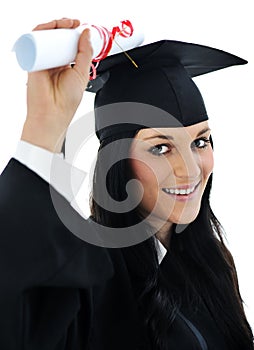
[89,20,134,80]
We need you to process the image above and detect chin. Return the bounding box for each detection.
[168,209,200,225]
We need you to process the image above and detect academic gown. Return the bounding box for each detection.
[0,159,234,349]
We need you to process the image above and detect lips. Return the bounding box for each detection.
[162,182,200,196]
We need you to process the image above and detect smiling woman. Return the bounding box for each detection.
[82,38,254,349]
[0,18,253,350]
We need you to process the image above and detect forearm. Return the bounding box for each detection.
[21,117,67,153]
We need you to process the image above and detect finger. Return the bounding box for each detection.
[74,29,93,77]
[33,18,80,31]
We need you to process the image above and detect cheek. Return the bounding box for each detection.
[130,156,173,186]
[201,148,214,179]
[130,159,157,184]
[129,160,158,212]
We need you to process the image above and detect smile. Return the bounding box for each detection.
[162,182,200,196]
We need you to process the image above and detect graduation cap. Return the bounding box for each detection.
[86,40,247,141]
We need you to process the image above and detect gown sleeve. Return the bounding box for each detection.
[0,159,113,349]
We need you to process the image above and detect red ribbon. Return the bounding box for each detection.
[88,20,134,80]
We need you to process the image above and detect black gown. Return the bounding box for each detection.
[0,159,235,349]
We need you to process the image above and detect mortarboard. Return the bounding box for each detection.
[86,40,247,141]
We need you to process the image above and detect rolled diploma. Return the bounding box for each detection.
[13,25,144,72]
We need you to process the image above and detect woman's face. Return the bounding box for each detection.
[129,121,214,230]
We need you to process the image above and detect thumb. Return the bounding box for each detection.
[74,29,93,79]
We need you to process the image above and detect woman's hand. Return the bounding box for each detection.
[21,18,93,152]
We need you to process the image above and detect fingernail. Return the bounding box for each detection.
[85,28,91,40]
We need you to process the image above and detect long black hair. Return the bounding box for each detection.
[90,129,254,349]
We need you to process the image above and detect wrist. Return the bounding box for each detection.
[21,118,67,153]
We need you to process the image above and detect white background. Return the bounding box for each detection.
[1,0,253,327]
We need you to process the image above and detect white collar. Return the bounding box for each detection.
[154,237,167,264]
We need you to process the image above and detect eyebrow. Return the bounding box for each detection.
[143,127,211,141]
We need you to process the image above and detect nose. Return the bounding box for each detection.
[173,149,201,180]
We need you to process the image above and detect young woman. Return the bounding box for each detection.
[0,18,253,349]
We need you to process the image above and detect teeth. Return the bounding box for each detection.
[164,185,196,195]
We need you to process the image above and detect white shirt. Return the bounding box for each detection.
[14,140,167,264]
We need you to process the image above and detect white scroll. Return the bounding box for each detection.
[12,21,144,72]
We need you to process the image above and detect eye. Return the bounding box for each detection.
[149,144,171,156]
[192,137,211,149]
